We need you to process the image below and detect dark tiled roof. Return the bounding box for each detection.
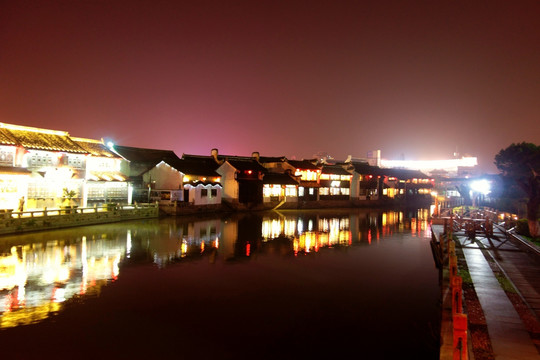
[71,137,119,158]
[166,158,220,177]
[226,159,267,172]
[349,162,385,176]
[321,165,352,176]
[182,153,287,169]
[263,172,299,185]
[382,168,431,180]
[257,156,287,163]
[183,153,245,161]
[287,159,321,170]
[113,145,180,163]
[181,154,221,170]
[0,124,86,153]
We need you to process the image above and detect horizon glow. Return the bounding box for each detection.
[380,157,478,171]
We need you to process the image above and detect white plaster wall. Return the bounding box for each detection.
[350,173,361,199]
[190,184,222,205]
[217,162,239,201]
[145,163,182,190]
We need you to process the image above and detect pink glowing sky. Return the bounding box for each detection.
[1,1,539,172]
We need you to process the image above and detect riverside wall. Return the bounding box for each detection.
[0,204,159,236]
[160,197,432,215]
[0,197,432,235]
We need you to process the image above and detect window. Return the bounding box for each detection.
[201,189,208,197]
[297,169,318,181]
[285,185,296,196]
[211,188,217,197]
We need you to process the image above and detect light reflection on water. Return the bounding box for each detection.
[1,208,440,358]
[0,208,432,331]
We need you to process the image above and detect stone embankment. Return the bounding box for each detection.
[0,203,159,236]
[159,197,431,215]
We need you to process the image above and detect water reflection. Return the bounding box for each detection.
[0,232,125,328]
[0,209,430,329]
[260,208,430,254]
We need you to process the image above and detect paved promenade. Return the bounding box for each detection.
[436,219,540,359]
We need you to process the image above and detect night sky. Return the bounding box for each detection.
[1,1,539,172]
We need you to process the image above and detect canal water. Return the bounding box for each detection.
[0,208,440,359]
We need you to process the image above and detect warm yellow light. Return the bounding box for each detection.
[0,122,69,136]
[70,137,102,144]
[181,240,188,256]
[381,157,478,171]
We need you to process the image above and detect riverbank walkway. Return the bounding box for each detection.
[434,214,540,359]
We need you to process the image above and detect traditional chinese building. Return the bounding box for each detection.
[287,159,321,202]
[249,152,299,207]
[319,164,353,200]
[71,137,127,206]
[110,144,182,204]
[346,161,384,200]
[262,172,299,207]
[169,158,222,206]
[0,123,88,210]
[183,149,266,207]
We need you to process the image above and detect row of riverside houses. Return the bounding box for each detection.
[0,122,433,215]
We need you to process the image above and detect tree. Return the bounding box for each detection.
[62,187,77,207]
[494,142,540,238]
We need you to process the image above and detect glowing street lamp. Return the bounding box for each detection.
[470,179,491,195]
[470,179,491,207]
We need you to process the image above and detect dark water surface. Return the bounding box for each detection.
[0,208,440,359]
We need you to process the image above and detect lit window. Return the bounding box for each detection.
[285,185,297,196]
